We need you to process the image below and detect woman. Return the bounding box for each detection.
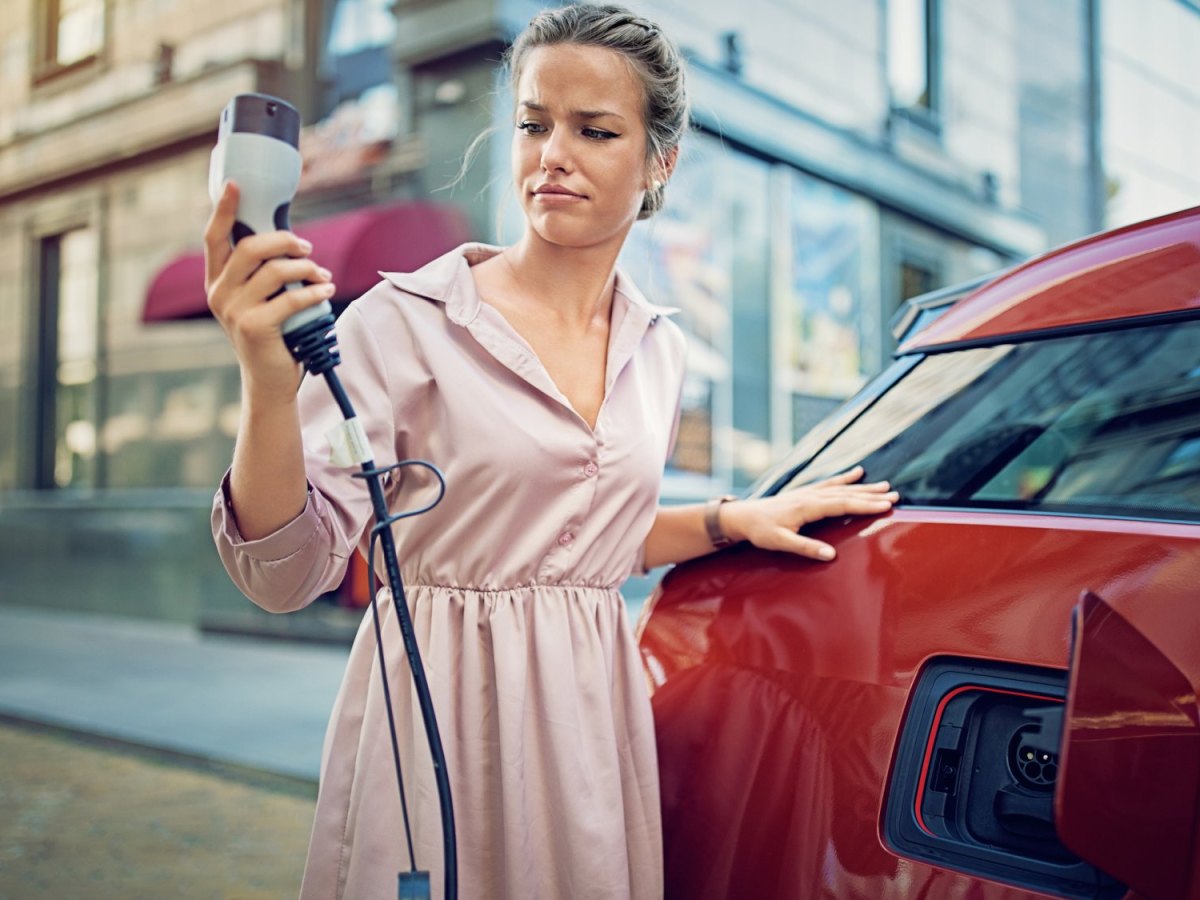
[204,4,897,898]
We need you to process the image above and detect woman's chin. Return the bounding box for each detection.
[526,214,632,251]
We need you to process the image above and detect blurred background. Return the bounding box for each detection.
[2,0,1199,625]
[0,0,1198,891]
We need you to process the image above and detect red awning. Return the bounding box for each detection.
[143,200,471,322]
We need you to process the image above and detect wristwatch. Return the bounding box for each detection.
[704,494,738,549]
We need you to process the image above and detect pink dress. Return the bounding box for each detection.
[211,243,685,899]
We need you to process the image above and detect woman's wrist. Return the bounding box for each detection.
[704,495,742,548]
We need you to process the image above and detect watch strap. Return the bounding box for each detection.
[704,494,738,549]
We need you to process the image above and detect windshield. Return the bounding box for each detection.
[785,318,1200,522]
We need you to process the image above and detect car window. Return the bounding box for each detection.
[785,318,1200,522]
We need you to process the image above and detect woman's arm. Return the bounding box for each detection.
[204,180,335,539]
[206,181,400,612]
[641,466,898,569]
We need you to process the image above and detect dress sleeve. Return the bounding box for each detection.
[211,293,411,612]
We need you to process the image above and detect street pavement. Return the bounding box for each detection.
[0,719,314,898]
[0,604,351,898]
[0,605,350,782]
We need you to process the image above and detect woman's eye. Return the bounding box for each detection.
[582,127,617,140]
[517,121,546,134]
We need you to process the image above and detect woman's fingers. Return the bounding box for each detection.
[200,182,336,401]
[234,281,337,337]
[207,233,327,330]
[222,230,315,289]
[821,465,866,486]
[203,180,240,292]
[736,473,900,560]
[793,496,884,524]
[204,179,315,299]
[771,528,838,561]
[242,257,332,304]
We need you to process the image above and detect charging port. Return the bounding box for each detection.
[883,658,1125,899]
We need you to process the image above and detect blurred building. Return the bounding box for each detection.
[1,0,1197,623]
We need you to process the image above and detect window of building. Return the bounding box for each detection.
[35,228,101,489]
[1099,0,1200,227]
[887,0,940,120]
[899,257,939,305]
[317,0,397,119]
[620,136,738,490]
[779,169,879,442]
[880,213,1007,361]
[36,0,105,77]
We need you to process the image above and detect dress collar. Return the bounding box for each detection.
[378,242,680,326]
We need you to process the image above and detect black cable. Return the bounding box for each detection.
[365,532,419,873]
[286,315,457,900]
[360,460,448,876]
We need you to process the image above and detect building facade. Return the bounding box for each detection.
[1,0,1198,622]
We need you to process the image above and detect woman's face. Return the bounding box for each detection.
[512,43,654,251]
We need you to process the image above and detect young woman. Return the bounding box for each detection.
[204,4,897,898]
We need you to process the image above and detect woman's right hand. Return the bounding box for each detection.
[203,180,337,401]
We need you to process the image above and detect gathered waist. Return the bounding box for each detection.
[387,580,623,596]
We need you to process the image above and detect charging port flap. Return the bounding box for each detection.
[1057,591,1200,900]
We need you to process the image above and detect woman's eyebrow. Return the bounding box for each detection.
[519,101,626,121]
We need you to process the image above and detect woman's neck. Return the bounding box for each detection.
[499,231,625,330]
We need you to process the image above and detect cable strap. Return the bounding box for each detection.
[326,418,374,467]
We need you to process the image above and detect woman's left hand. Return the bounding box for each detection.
[720,466,898,561]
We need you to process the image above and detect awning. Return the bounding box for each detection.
[143,200,471,322]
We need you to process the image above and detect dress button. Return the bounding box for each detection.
[583,462,599,477]
[558,531,575,546]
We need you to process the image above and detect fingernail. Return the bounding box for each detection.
[317,267,332,280]
[298,239,313,252]
[819,546,835,560]
[319,283,336,297]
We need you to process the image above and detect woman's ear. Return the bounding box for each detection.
[646,146,680,191]
[660,145,680,182]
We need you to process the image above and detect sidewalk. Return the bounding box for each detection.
[0,605,352,782]
[0,719,315,898]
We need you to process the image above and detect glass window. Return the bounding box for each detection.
[881,213,1008,359]
[786,319,1200,522]
[888,0,937,112]
[621,149,891,486]
[900,257,939,305]
[1100,0,1200,227]
[781,169,879,440]
[320,0,396,116]
[103,365,239,489]
[37,228,101,489]
[620,136,738,488]
[41,0,105,70]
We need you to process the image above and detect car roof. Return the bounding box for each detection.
[899,204,1200,354]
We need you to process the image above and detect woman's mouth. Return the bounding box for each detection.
[534,184,586,200]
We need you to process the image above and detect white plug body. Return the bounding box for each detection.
[209,123,331,334]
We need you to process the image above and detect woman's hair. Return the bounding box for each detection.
[505,3,689,220]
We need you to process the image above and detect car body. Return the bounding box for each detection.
[638,205,1200,899]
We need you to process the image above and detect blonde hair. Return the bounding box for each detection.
[505,3,689,220]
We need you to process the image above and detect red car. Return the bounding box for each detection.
[638,206,1200,899]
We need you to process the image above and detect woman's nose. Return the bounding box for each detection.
[540,128,574,173]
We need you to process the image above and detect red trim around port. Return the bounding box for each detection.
[913,685,1060,836]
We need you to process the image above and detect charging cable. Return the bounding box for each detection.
[210,93,456,900]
